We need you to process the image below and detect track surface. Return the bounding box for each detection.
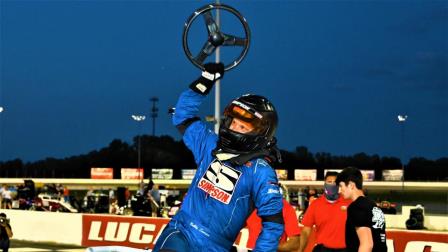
[10,240,86,252]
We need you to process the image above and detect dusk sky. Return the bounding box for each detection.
[1,0,447,163]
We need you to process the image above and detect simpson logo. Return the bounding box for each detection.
[198,159,242,204]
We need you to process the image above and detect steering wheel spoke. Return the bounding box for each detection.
[203,10,219,35]
[194,41,216,64]
[222,33,247,47]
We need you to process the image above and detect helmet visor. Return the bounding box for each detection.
[224,104,266,135]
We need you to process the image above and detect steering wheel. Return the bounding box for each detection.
[182,3,251,71]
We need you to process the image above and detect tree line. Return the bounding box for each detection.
[0,135,446,181]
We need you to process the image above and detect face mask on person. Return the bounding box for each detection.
[324,183,339,201]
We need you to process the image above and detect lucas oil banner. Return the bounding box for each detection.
[82,214,447,251]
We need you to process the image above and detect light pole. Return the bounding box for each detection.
[150,97,159,136]
[398,114,408,189]
[0,107,3,173]
[131,115,146,181]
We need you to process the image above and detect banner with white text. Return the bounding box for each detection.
[91,168,113,179]
[121,168,144,180]
[81,214,448,251]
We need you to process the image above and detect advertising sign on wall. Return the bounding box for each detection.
[383,169,403,181]
[294,169,317,181]
[152,169,173,179]
[91,168,113,179]
[181,169,196,180]
[120,168,144,180]
[324,169,342,176]
[361,170,375,182]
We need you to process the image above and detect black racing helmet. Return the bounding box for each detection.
[218,94,278,154]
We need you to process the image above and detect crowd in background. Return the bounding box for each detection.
[0,179,325,219]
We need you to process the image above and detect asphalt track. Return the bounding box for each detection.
[10,240,86,252]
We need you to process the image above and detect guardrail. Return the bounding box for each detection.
[1,178,447,191]
[3,209,447,252]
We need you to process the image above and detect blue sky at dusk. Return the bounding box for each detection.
[0,0,447,162]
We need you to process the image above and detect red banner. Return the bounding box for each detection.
[121,168,144,179]
[82,214,169,249]
[90,168,113,179]
[81,214,448,251]
[386,231,447,252]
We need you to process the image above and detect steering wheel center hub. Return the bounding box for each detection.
[210,33,225,46]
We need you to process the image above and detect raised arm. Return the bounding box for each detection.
[172,63,224,164]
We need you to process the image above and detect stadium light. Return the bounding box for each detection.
[398,115,408,122]
[131,115,146,121]
[131,114,146,182]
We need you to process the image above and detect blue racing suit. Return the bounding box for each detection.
[153,89,284,252]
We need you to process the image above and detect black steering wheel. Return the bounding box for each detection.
[182,3,251,71]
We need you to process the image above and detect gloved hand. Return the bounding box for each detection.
[189,63,224,95]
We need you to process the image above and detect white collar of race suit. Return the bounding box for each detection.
[215,152,239,161]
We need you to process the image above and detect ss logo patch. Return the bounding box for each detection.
[198,159,242,204]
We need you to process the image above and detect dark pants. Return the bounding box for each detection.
[0,239,9,252]
[313,244,346,252]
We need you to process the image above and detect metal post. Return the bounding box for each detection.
[150,97,159,136]
[137,135,141,169]
[214,0,221,134]
[398,115,407,190]
[0,107,3,174]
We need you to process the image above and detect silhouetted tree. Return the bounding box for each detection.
[0,136,445,180]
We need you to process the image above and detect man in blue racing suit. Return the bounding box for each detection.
[153,63,284,252]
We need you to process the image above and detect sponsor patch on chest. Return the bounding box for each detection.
[198,159,242,204]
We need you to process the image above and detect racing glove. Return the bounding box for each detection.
[189,63,224,95]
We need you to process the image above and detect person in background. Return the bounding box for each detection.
[57,184,64,198]
[307,188,318,208]
[124,187,131,202]
[246,198,300,252]
[149,184,161,206]
[148,184,161,217]
[108,188,115,213]
[0,185,4,209]
[63,186,70,203]
[86,187,94,197]
[336,167,387,252]
[138,181,145,195]
[0,213,13,252]
[298,188,307,211]
[298,171,351,252]
[108,188,115,202]
[0,187,11,210]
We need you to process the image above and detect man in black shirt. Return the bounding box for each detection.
[336,167,387,252]
[0,213,12,252]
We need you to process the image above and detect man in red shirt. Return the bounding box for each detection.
[298,171,352,252]
[246,198,301,252]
